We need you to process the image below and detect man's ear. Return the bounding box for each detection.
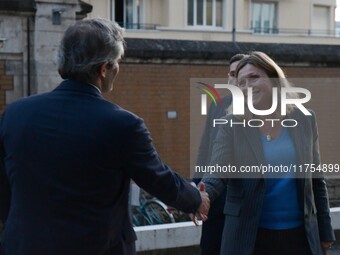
[99,63,108,79]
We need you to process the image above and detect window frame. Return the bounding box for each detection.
[250,1,278,34]
[187,0,224,28]
[111,0,144,29]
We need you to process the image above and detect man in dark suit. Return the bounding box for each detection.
[0,18,209,255]
[0,222,3,255]
[194,54,248,255]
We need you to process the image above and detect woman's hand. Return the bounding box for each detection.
[321,241,333,255]
[189,182,209,226]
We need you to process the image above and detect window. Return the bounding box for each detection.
[312,5,330,34]
[112,0,144,29]
[251,1,277,34]
[187,0,223,27]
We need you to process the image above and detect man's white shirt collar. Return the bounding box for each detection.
[89,83,102,94]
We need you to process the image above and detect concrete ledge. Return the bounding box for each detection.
[330,207,340,230]
[134,221,202,252]
[125,38,340,66]
[134,207,340,252]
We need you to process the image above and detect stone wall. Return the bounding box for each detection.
[0,61,13,112]
[0,0,84,102]
[33,0,80,93]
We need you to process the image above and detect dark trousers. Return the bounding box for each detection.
[199,190,227,255]
[111,240,136,255]
[253,226,312,255]
[200,214,225,255]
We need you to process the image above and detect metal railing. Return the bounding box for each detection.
[118,23,340,37]
[250,27,339,36]
[117,22,157,30]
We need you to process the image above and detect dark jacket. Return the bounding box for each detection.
[203,110,335,255]
[194,95,232,255]
[0,80,201,255]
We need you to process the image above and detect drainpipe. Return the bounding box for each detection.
[232,0,236,43]
[27,16,31,96]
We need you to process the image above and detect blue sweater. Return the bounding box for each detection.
[259,127,303,229]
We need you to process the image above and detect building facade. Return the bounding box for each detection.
[84,0,338,44]
[0,1,340,200]
[81,0,340,183]
[0,0,91,104]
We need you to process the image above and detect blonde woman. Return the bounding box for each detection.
[202,51,334,255]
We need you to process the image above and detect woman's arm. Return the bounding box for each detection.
[310,111,335,244]
[202,117,233,202]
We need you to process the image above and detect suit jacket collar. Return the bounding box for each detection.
[239,109,308,208]
[54,79,102,98]
[239,109,308,181]
[287,109,308,167]
[242,124,267,166]
[239,110,308,207]
[286,110,307,205]
[240,109,308,168]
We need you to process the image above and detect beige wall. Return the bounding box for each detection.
[167,0,186,28]
[144,0,168,27]
[83,0,110,19]
[278,1,311,30]
[124,28,340,44]
[276,0,336,31]
[241,0,250,31]
[84,0,338,44]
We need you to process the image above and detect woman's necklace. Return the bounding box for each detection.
[258,115,281,141]
[262,124,274,141]
[266,128,273,141]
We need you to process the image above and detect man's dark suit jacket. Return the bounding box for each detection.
[0,80,201,255]
[203,109,335,255]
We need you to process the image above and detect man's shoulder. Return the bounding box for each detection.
[112,106,142,124]
[209,94,232,119]
[96,100,145,131]
[5,92,49,112]
[99,99,139,120]
[221,94,232,106]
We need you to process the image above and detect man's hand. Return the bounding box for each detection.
[198,182,210,216]
[321,241,333,255]
[189,182,210,226]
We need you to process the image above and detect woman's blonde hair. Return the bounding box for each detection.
[227,51,297,119]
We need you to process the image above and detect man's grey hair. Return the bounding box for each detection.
[57,18,125,83]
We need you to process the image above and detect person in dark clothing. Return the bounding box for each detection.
[0,18,210,255]
[194,54,248,255]
[202,51,334,255]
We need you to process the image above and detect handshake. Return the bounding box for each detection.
[190,182,210,226]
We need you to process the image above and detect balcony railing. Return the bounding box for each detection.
[117,22,157,30]
[118,23,340,37]
[251,27,339,36]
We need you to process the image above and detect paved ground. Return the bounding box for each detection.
[138,243,340,255]
[329,243,340,255]
[330,231,340,255]
[138,231,340,255]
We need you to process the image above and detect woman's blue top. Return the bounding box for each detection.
[259,127,304,229]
